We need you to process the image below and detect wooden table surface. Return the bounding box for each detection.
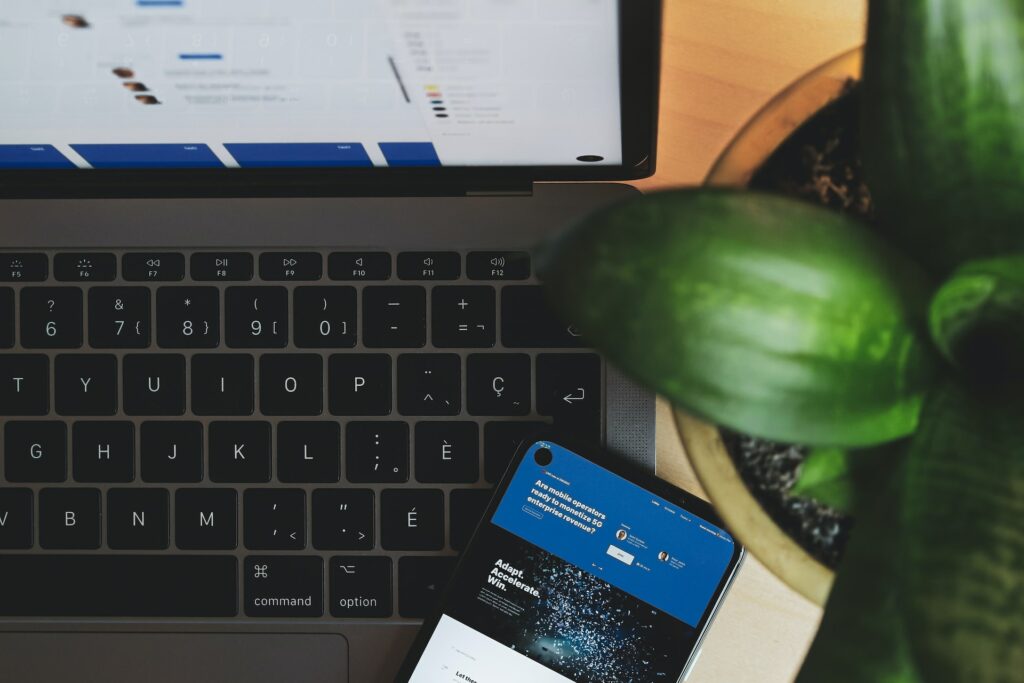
[633,1,866,681]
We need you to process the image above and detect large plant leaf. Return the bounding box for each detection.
[900,380,1024,682]
[863,0,1024,275]
[539,190,939,448]
[797,445,920,683]
[929,255,1024,376]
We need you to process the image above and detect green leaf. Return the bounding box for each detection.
[791,448,854,512]
[863,0,1024,275]
[539,189,939,448]
[929,255,1024,377]
[900,380,1024,682]
[797,447,920,683]
[797,380,1024,682]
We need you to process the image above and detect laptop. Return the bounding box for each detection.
[0,1,660,681]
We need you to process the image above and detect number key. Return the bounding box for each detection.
[362,286,426,348]
[20,287,83,348]
[157,287,219,348]
[432,286,496,348]
[89,287,151,348]
[226,287,288,348]
[294,286,356,348]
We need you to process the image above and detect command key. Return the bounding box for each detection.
[330,556,392,618]
[245,556,323,617]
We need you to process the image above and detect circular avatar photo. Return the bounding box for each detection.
[658,551,670,562]
[615,529,628,541]
[122,82,149,93]
[62,15,90,29]
[112,67,135,79]
[135,95,161,105]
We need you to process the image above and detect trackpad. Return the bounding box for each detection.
[1,633,348,683]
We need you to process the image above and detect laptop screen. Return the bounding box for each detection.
[0,1,623,170]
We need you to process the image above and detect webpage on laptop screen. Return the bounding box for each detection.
[409,441,737,683]
[0,0,623,169]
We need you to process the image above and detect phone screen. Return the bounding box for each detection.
[404,440,742,683]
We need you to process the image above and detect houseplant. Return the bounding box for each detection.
[539,1,1024,681]
[679,48,865,608]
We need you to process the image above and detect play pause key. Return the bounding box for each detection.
[330,556,392,618]
[244,556,323,617]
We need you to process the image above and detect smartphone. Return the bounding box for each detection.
[396,438,745,683]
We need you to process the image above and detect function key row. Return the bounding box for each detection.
[1,251,531,283]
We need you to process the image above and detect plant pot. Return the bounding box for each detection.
[674,47,864,608]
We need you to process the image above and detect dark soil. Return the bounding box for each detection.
[724,82,869,569]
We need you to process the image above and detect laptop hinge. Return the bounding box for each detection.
[464,183,533,197]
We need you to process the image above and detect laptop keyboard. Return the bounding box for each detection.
[0,249,602,620]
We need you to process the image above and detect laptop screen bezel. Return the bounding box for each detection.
[0,1,661,198]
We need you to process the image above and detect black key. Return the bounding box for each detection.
[312,489,374,551]
[397,251,460,280]
[537,353,603,443]
[259,252,322,281]
[502,285,586,348]
[176,488,237,550]
[467,251,531,281]
[0,288,13,347]
[294,286,357,348]
[39,488,100,549]
[484,421,549,483]
[277,421,341,483]
[123,354,186,416]
[141,421,203,483]
[192,354,255,416]
[381,489,444,551]
[362,286,426,348]
[450,488,493,550]
[156,287,220,348]
[397,354,461,416]
[54,253,116,282]
[329,556,392,618]
[226,287,288,348]
[209,421,271,483]
[346,422,409,483]
[88,287,151,348]
[415,421,479,483]
[399,556,457,618]
[4,422,66,483]
[432,286,496,348]
[123,252,186,282]
[0,489,33,549]
[260,354,323,415]
[244,489,305,551]
[328,354,391,416]
[0,252,47,282]
[107,489,169,550]
[0,555,237,617]
[72,421,134,483]
[55,354,117,416]
[329,252,391,281]
[191,252,253,281]
[20,287,83,348]
[0,354,49,415]
[245,556,323,617]
[467,354,531,416]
